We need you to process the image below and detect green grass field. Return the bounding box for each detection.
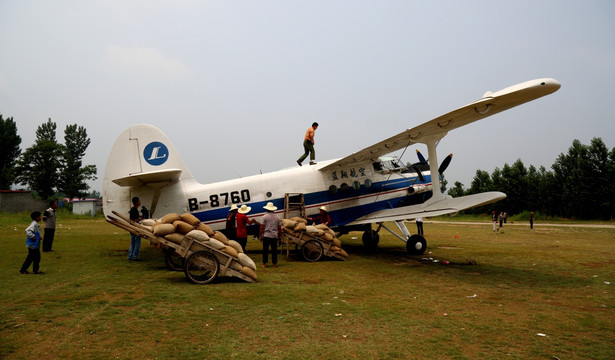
[1,212,614,359]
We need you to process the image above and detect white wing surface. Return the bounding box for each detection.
[321,78,560,171]
[348,192,506,225]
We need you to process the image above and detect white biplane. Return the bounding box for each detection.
[103,78,560,254]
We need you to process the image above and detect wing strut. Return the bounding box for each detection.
[425,136,445,202]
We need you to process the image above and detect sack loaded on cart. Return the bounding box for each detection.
[106,211,258,284]
[280,217,349,262]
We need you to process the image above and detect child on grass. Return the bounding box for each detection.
[20,211,43,274]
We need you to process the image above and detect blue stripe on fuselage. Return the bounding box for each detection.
[192,175,432,227]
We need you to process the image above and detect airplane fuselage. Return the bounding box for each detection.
[148,158,433,230]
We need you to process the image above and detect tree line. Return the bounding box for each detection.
[0,114,97,201]
[447,137,615,220]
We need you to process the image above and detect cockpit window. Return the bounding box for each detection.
[373,156,402,172]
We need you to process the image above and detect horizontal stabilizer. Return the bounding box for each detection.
[112,169,182,187]
[348,192,506,225]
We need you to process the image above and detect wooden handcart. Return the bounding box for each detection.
[106,211,256,284]
[282,230,347,262]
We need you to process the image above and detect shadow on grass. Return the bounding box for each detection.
[342,242,588,290]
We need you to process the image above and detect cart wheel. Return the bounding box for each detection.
[165,249,184,271]
[183,250,219,284]
[301,240,324,262]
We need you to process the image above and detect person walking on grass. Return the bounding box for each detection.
[297,122,319,166]
[530,211,534,230]
[416,217,424,236]
[20,211,43,274]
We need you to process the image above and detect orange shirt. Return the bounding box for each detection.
[304,127,315,144]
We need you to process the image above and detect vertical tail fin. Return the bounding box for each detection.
[103,124,195,218]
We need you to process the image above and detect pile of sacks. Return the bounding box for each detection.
[141,213,257,280]
[281,217,349,258]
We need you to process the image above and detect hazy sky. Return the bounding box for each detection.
[1,0,614,193]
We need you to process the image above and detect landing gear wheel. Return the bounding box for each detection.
[165,249,184,271]
[362,230,380,249]
[301,240,324,262]
[406,234,427,255]
[183,250,219,284]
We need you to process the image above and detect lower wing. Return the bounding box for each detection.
[347,192,506,225]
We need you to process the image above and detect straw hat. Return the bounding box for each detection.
[238,204,251,214]
[320,206,328,212]
[229,204,238,212]
[263,202,277,211]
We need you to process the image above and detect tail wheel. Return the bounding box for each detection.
[362,230,380,249]
[183,250,219,284]
[165,248,184,271]
[406,234,427,255]
[301,240,324,262]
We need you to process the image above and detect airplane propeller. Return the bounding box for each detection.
[411,150,453,182]
[416,149,427,163]
[438,153,453,174]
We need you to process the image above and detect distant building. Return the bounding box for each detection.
[0,190,46,213]
[71,198,102,216]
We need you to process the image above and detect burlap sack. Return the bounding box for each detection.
[294,222,307,231]
[282,219,298,229]
[153,223,175,236]
[160,213,180,224]
[195,223,215,237]
[240,266,258,280]
[305,225,324,236]
[173,220,194,235]
[227,240,244,254]
[338,249,349,257]
[230,260,244,271]
[142,219,156,227]
[186,229,209,242]
[315,224,330,231]
[238,253,256,271]
[180,212,201,226]
[206,238,226,250]
[333,238,342,248]
[164,233,185,245]
[211,231,229,245]
[221,245,239,258]
[291,216,307,224]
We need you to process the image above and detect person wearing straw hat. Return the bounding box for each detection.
[308,206,332,226]
[236,204,255,252]
[225,204,238,241]
[259,202,282,267]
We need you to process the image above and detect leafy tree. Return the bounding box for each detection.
[58,124,97,200]
[447,181,466,198]
[0,115,22,189]
[15,119,64,200]
[550,138,613,219]
[498,159,528,214]
[467,169,493,194]
[452,138,613,219]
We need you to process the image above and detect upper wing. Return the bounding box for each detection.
[321,78,560,171]
[347,192,506,225]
